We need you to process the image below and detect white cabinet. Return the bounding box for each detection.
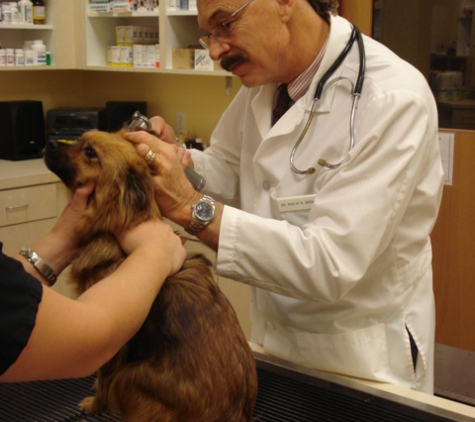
[0,0,81,69]
[84,0,229,76]
[0,1,56,67]
[167,219,252,340]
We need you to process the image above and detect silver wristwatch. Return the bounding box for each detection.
[19,247,57,286]
[185,195,215,236]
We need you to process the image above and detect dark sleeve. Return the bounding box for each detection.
[0,242,43,376]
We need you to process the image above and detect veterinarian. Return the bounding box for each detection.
[126,0,444,394]
[0,182,186,382]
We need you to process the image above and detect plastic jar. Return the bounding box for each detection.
[10,2,19,24]
[2,4,12,24]
[24,48,34,66]
[0,49,6,67]
[15,49,25,66]
[32,40,46,65]
[18,0,33,24]
[6,48,15,67]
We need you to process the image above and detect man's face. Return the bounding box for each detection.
[198,0,291,87]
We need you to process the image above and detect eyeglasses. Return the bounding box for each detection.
[199,0,255,49]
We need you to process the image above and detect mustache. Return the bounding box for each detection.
[220,54,249,72]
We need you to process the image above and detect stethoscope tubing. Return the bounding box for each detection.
[290,25,365,173]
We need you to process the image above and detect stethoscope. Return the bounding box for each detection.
[290,25,365,173]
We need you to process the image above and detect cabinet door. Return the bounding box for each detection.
[183,237,252,340]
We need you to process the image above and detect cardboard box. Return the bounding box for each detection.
[112,1,133,12]
[89,3,112,12]
[172,48,195,69]
[194,49,222,71]
[120,46,133,67]
[194,49,213,71]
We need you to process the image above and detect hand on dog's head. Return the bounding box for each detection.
[44,129,161,240]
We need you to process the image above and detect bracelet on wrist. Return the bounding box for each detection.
[19,247,58,286]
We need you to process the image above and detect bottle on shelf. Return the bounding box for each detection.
[32,0,45,25]
[15,49,25,66]
[10,2,20,24]
[0,46,6,67]
[31,39,46,65]
[2,3,12,24]
[18,0,33,24]
[6,48,14,67]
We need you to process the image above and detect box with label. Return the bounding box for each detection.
[116,26,125,45]
[172,48,194,69]
[107,46,121,67]
[194,49,213,71]
[112,1,134,12]
[120,46,133,67]
[133,44,143,67]
[89,2,112,12]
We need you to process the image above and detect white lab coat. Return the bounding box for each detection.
[191,15,444,393]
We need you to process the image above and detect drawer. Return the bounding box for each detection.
[0,184,57,228]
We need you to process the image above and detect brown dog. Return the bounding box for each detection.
[43,129,257,422]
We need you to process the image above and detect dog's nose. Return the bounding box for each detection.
[46,139,59,150]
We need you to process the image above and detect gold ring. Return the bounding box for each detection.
[144,149,156,163]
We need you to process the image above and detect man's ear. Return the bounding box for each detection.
[277,0,294,22]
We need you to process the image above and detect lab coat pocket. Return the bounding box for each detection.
[294,324,397,383]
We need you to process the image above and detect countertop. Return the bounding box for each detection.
[0,159,59,190]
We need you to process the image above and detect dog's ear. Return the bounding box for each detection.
[119,165,161,227]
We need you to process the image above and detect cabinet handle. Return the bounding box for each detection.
[5,204,29,211]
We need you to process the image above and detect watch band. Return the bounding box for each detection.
[185,195,215,236]
[19,247,57,286]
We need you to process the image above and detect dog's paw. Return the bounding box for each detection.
[79,396,98,414]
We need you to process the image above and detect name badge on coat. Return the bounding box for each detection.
[275,194,317,212]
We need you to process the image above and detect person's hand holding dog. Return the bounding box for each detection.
[17,181,96,284]
[117,219,186,279]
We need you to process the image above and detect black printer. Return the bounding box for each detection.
[46,108,106,143]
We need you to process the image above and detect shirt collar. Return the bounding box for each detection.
[287,35,329,103]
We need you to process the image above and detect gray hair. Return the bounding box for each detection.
[306,0,339,23]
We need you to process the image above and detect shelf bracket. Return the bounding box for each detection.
[225,76,233,96]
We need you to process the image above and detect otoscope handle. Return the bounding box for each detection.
[185,166,206,192]
[128,111,206,191]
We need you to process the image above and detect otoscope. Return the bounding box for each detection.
[128,111,206,191]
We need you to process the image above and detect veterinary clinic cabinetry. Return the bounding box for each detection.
[83,0,227,75]
[0,158,72,296]
[173,228,252,340]
[0,1,79,69]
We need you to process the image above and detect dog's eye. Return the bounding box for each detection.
[84,146,98,159]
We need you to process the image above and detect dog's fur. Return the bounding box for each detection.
[43,130,257,422]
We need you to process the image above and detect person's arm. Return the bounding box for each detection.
[0,218,186,382]
[125,132,223,250]
[14,181,95,286]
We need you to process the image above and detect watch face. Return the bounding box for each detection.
[195,201,214,222]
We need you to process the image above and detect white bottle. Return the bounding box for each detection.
[32,39,46,65]
[10,2,19,23]
[0,49,6,67]
[24,48,34,66]
[2,3,12,24]
[6,48,15,66]
[15,48,25,66]
[18,0,33,24]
